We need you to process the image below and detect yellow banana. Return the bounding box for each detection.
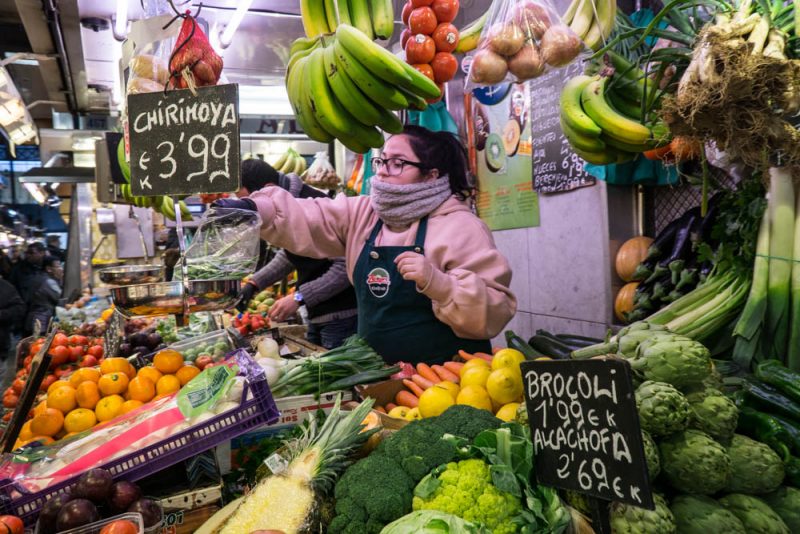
[337,0,352,26]
[560,75,602,138]
[324,0,339,31]
[569,0,594,40]
[287,54,335,143]
[347,0,374,40]
[287,40,320,75]
[333,40,409,110]
[323,44,384,126]
[369,0,394,40]
[290,36,318,58]
[272,150,290,171]
[454,12,488,53]
[560,116,607,153]
[580,77,652,145]
[563,0,583,25]
[300,0,330,37]
[179,201,193,221]
[162,196,176,220]
[583,0,616,50]
[335,24,410,86]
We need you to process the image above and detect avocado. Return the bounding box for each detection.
[485,133,506,172]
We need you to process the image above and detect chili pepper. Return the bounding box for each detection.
[736,406,793,461]
[755,359,800,404]
[771,413,800,455]
[736,380,800,423]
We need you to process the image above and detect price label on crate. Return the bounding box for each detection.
[128,84,241,196]
[520,358,653,509]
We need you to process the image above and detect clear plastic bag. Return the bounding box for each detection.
[184,207,262,281]
[465,0,584,89]
[303,151,341,189]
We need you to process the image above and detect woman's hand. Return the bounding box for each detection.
[394,251,434,287]
[268,295,300,322]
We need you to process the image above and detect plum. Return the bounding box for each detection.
[108,481,142,514]
[74,468,113,503]
[128,498,162,528]
[36,491,74,532]
[56,499,99,531]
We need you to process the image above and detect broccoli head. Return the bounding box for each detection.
[436,405,503,441]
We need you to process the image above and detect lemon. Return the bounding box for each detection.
[486,367,524,405]
[388,406,410,419]
[460,366,491,388]
[456,385,493,412]
[418,386,455,418]
[435,381,460,401]
[495,402,521,422]
[491,348,526,371]
[404,407,422,421]
[461,358,490,377]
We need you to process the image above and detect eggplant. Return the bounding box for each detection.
[674,268,699,292]
[665,209,701,280]
[631,257,657,281]
[651,274,674,303]
[646,214,687,262]
[695,192,724,245]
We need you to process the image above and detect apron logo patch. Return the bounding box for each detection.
[366,267,390,298]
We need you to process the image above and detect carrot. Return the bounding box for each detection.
[416,363,442,383]
[396,390,419,408]
[386,402,398,411]
[403,379,425,398]
[458,349,479,361]
[443,361,464,374]
[374,406,386,414]
[643,144,672,161]
[411,374,435,390]
[475,352,494,362]
[432,365,459,383]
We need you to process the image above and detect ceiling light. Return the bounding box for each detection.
[219,0,254,49]
[114,0,129,41]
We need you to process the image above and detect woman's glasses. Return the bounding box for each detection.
[370,157,427,176]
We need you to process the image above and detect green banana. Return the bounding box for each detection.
[398,86,429,111]
[583,0,616,51]
[581,77,652,145]
[290,36,318,58]
[347,0,374,40]
[606,88,643,120]
[369,0,394,40]
[179,201,193,221]
[163,196,176,220]
[374,107,404,134]
[292,154,307,175]
[560,75,602,138]
[563,0,582,25]
[397,61,442,100]
[120,183,134,202]
[287,55,335,143]
[601,132,656,153]
[323,44,384,126]
[336,0,352,26]
[272,150,290,171]
[569,0,594,40]
[287,40,320,76]
[335,24,410,86]
[300,0,330,37]
[454,12,488,53]
[324,0,339,31]
[333,40,409,110]
[573,146,617,165]
[560,116,607,153]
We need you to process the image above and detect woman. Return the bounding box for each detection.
[218,127,516,364]
[24,256,62,336]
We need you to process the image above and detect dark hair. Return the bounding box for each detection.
[241,158,280,194]
[27,242,45,253]
[43,256,61,269]
[396,125,474,200]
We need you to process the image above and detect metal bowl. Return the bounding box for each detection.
[186,279,241,313]
[110,281,184,318]
[99,264,164,286]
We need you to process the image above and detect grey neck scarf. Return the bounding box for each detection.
[370,177,452,228]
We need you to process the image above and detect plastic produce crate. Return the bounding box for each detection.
[0,349,278,526]
[55,512,145,534]
[133,329,233,368]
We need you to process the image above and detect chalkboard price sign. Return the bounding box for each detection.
[530,62,596,194]
[128,84,241,196]
[520,359,653,509]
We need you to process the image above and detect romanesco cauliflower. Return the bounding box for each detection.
[412,459,522,534]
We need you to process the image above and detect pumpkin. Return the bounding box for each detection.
[614,282,639,323]
[615,236,654,282]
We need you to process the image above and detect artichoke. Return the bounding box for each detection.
[671,495,746,534]
[660,429,730,495]
[686,389,739,444]
[641,430,660,480]
[629,335,712,389]
[617,330,673,359]
[718,494,790,534]
[515,403,528,426]
[726,434,785,494]
[761,486,800,532]
[609,493,675,534]
[635,381,690,437]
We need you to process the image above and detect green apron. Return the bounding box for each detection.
[353,216,491,365]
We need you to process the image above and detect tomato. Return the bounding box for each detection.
[11,378,26,395]
[2,395,18,409]
[23,355,32,369]
[68,345,84,362]
[431,52,458,83]
[88,345,104,358]
[412,63,435,81]
[54,364,74,378]
[401,1,413,25]
[432,23,460,53]
[0,516,24,534]
[15,369,26,378]
[52,333,69,347]
[29,341,43,356]
[78,355,98,368]
[195,355,214,370]
[409,7,437,35]
[405,34,436,64]
[49,345,70,366]
[39,375,57,392]
[411,0,434,6]
[432,0,459,22]
[99,519,139,534]
[400,28,413,49]
[1,412,11,423]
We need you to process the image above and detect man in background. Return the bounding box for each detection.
[10,242,45,304]
[46,235,65,262]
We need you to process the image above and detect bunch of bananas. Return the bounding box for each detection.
[559,71,669,165]
[454,12,489,54]
[563,0,616,51]
[301,0,393,40]
[118,183,193,220]
[272,148,308,175]
[286,24,441,153]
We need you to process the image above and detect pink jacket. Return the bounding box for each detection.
[249,187,517,340]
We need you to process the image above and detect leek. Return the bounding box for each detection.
[788,179,800,371]
[765,167,795,362]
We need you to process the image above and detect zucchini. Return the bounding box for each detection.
[736,380,800,424]
[505,331,545,360]
[528,335,571,360]
[755,360,800,404]
[323,366,401,391]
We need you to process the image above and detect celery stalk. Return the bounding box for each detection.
[734,209,771,340]
[787,182,800,371]
[765,167,795,362]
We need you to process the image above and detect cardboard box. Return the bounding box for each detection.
[355,379,406,407]
[159,485,222,534]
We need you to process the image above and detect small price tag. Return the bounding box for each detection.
[264,452,288,475]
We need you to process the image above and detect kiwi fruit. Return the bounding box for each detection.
[485,133,506,172]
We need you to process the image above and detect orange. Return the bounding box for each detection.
[98,372,129,396]
[48,380,71,394]
[152,393,171,402]
[33,400,49,417]
[100,357,131,376]
[76,381,101,409]
[137,366,162,384]
[69,368,101,388]
[64,408,97,433]
[156,375,181,395]
[95,395,124,422]
[127,377,155,403]
[47,386,77,414]
[30,408,64,437]
[120,400,143,414]
[18,420,34,442]
[124,363,137,380]
[175,365,201,386]
[153,350,183,374]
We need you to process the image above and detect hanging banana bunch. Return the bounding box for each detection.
[301,0,394,40]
